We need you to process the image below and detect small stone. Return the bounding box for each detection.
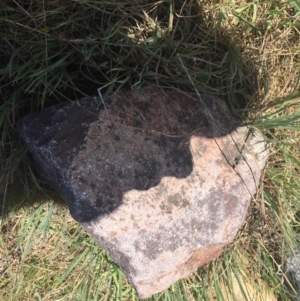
[18,86,268,299]
[285,248,300,298]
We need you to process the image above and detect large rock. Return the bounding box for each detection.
[18,86,268,299]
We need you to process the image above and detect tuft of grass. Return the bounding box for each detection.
[0,0,300,300]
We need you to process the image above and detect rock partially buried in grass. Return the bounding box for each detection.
[18,86,269,299]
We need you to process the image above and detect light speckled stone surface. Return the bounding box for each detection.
[18,86,268,299]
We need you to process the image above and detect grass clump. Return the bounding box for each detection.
[1,0,300,300]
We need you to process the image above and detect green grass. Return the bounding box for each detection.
[1,0,300,300]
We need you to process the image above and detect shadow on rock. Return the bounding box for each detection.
[18,86,241,222]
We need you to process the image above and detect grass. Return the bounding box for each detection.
[0,0,300,300]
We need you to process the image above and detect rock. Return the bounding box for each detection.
[18,86,269,299]
[284,248,300,298]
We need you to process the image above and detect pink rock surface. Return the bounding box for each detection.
[18,86,268,299]
[82,125,268,299]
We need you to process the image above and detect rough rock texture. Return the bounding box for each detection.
[285,248,300,298]
[18,86,269,299]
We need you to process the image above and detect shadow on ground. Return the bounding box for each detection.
[0,0,259,221]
